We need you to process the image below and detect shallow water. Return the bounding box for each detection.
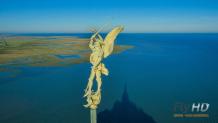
[0,33,218,123]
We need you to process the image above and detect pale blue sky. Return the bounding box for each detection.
[0,0,218,33]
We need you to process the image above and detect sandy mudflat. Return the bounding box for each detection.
[0,36,133,68]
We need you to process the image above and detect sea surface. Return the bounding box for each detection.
[0,33,218,123]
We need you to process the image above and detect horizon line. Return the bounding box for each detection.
[1,32,218,34]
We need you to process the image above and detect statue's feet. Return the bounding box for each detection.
[83,103,91,108]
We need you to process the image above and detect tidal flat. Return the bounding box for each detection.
[0,36,133,70]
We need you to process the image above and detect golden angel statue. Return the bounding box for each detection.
[84,26,124,109]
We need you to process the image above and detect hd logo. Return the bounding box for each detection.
[174,102,210,118]
[192,103,209,112]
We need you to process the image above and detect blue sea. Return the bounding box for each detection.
[0,33,218,123]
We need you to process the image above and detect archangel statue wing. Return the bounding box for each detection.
[103,26,124,58]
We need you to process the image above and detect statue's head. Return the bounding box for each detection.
[94,38,103,46]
